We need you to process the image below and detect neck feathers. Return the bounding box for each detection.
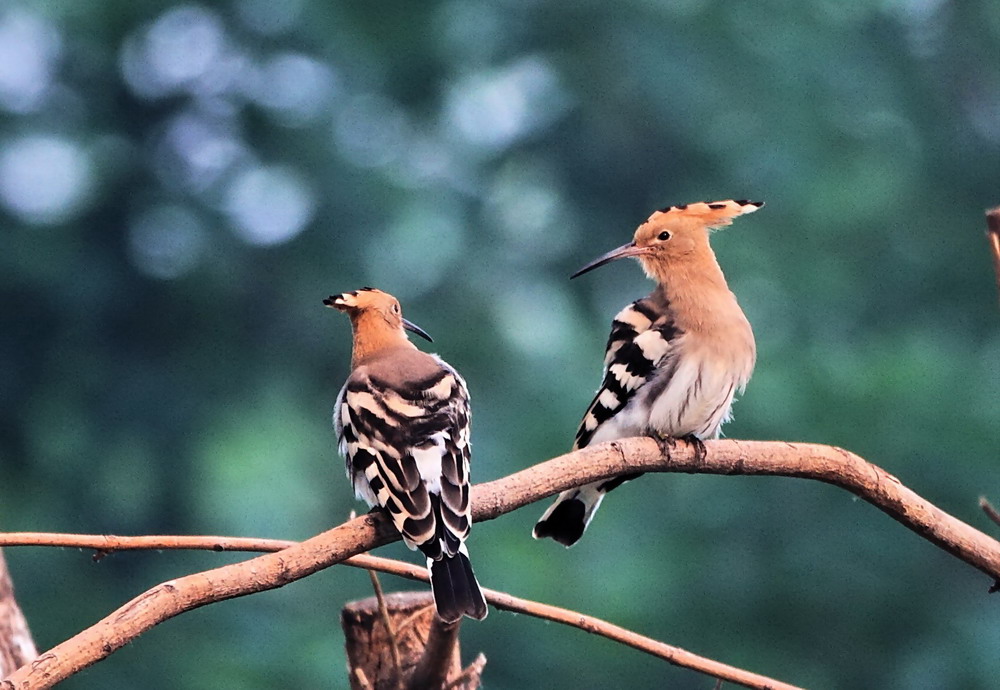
[643,236,729,298]
[646,240,751,342]
[349,312,416,368]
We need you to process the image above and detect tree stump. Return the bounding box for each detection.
[341,591,484,690]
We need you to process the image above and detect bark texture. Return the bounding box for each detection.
[342,591,480,690]
[0,551,36,678]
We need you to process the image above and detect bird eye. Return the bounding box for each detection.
[392,303,400,314]
[657,231,671,241]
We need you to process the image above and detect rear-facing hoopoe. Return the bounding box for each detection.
[533,200,763,547]
[326,288,487,622]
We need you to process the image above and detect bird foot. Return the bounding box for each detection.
[648,430,674,456]
[648,432,706,463]
[679,434,707,463]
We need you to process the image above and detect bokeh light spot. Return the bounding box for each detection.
[224,165,316,245]
[365,204,464,298]
[128,204,206,279]
[0,9,60,113]
[445,56,571,151]
[120,5,228,99]
[0,135,94,225]
[487,159,570,262]
[153,111,249,193]
[249,52,338,127]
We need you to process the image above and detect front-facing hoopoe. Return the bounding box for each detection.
[534,200,763,547]
[326,288,487,622]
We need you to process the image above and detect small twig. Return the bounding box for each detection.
[981,497,1000,528]
[368,570,404,689]
[986,205,1000,307]
[981,498,1000,592]
[353,667,374,690]
[445,653,487,690]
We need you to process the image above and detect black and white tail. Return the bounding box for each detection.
[533,483,611,547]
[428,545,487,623]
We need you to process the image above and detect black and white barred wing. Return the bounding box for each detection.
[534,295,679,546]
[573,296,680,450]
[335,362,471,561]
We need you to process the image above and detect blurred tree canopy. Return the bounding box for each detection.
[1,1,998,688]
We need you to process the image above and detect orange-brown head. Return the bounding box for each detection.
[572,200,763,285]
[324,287,432,366]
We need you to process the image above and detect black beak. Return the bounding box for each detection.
[403,318,433,343]
[570,242,650,279]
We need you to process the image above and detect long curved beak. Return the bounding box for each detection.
[570,242,650,279]
[402,318,433,343]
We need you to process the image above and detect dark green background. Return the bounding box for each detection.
[2,1,998,688]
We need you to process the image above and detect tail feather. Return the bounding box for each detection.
[428,546,487,623]
[532,484,606,547]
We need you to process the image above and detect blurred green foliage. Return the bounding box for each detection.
[1,1,999,688]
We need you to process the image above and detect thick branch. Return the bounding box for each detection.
[481,438,1000,584]
[0,517,396,688]
[4,438,1000,687]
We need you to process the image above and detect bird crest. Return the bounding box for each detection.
[571,199,764,281]
[637,200,763,243]
[651,200,763,230]
[323,286,388,313]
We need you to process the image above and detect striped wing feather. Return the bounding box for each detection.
[574,294,680,450]
[336,361,471,560]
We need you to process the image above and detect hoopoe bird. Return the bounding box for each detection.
[326,288,488,622]
[533,200,762,547]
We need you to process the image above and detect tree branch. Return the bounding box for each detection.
[0,534,800,690]
[366,570,405,689]
[980,497,1000,529]
[0,517,396,688]
[446,653,486,690]
[3,438,1000,687]
[986,205,1000,307]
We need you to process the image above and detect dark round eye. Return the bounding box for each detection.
[657,231,671,241]
[392,303,400,314]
